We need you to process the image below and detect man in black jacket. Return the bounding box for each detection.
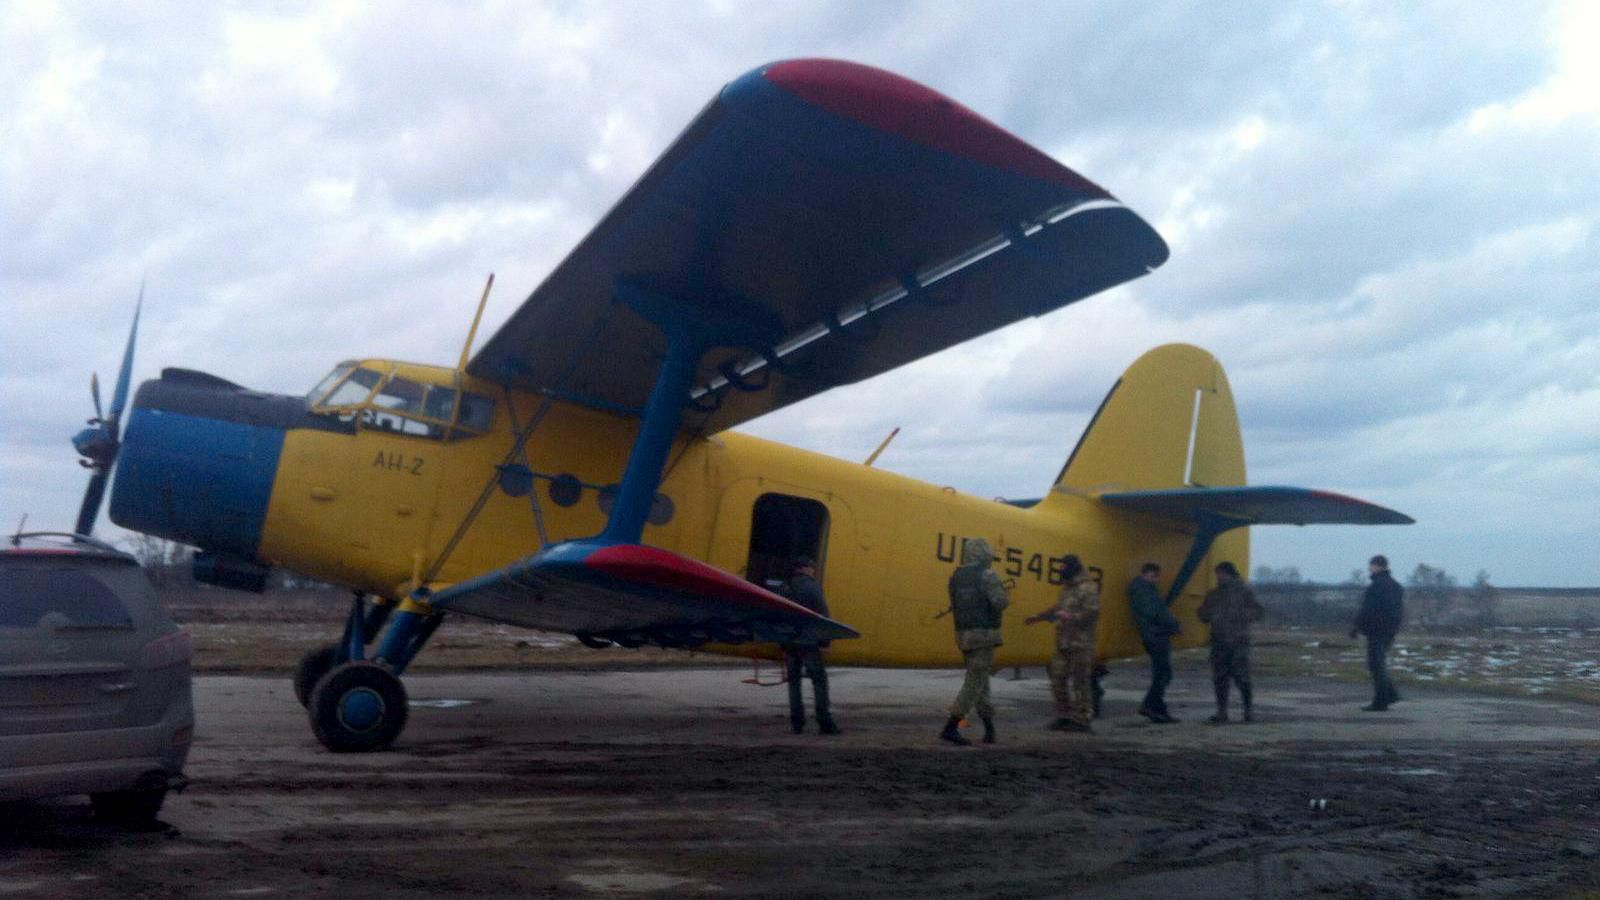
[1128,562,1181,724]
[782,557,840,734]
[1350,554,1405,711]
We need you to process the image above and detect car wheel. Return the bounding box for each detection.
[293,644,342,708]
[308,661,408,753]
[91,786,168,826]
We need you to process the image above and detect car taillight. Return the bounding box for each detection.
[139,630,195,670]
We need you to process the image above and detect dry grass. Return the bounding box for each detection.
[160,587,750,673]
[1249,626,1600,704]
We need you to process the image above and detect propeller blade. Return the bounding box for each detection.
[107,280,143,434]
[75,468,110,536]
[72,282,145,536]
[90,372,104,422]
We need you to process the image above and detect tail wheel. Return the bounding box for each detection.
[293,644,342,708]
[308,662,408,753]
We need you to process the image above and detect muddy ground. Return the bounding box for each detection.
[6,653,1600,899]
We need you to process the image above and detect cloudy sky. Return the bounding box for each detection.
[3,2,1596,586]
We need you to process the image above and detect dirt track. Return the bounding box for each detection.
[6,665,1600,898]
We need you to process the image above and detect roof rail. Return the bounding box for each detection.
[9,531,129,556]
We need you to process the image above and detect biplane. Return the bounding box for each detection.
[70,60,1411,752]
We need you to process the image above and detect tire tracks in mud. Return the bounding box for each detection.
[8,738,1600,898]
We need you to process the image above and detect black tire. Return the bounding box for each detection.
[91,787,167,826]
[293,644,342,708]
[308,661,408,753]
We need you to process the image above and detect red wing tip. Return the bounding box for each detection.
[585,544,793,607]
[759,58,1112,198]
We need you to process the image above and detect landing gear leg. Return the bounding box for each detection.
[305,592,444,752]
[294,593,393,707]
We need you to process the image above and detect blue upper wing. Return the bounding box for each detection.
[468,59,1168,433]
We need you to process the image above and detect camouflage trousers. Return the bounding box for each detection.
[1047,643,1095,726]
[950,645,996,720]
[1209,641,1253,709]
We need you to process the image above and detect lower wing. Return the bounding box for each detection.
[429,540,857,649]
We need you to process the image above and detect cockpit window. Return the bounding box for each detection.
[307,365,352,404]
[371,374,429,416]
[309,365,494,440]
[458,393,494,433]
[363,374,439,436]
[318,367,383,408]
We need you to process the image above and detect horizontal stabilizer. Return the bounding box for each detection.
[430,540,857,648]
[1099,486,1414,527]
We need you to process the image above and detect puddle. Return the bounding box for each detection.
[568,872,709,893]
[409,699,482,709]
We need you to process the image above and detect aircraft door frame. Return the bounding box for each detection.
[710,479,871,652]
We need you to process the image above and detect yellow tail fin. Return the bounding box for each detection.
[1053,343,1245,496]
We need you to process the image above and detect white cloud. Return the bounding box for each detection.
[3,1,1598,585]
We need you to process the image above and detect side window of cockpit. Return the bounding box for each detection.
[363,375,440,437]
[455,393,494,436]
[423,386,458,422]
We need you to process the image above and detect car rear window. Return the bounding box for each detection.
[0,567,135,629]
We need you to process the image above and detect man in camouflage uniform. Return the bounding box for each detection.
[1027,555,1099,733]
[1197,561,1263,724]
[941,537,1009,746]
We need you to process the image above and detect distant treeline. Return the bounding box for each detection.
[1251,565,1600,630]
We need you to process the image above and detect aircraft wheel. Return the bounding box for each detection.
[308,662,408,753]
[293,644,341,708]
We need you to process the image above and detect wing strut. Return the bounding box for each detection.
[600,279,783,545]
[1164,511,1246,605]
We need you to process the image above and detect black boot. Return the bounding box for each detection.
[1240,684,1254,723]
[981,716,996,744]
[940,716,970,746]
[818,717,841,735]
[1208,684,1229,724]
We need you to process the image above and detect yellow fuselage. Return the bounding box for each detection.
[257,358,1242,667]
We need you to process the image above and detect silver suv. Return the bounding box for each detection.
[1,533,192,824]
